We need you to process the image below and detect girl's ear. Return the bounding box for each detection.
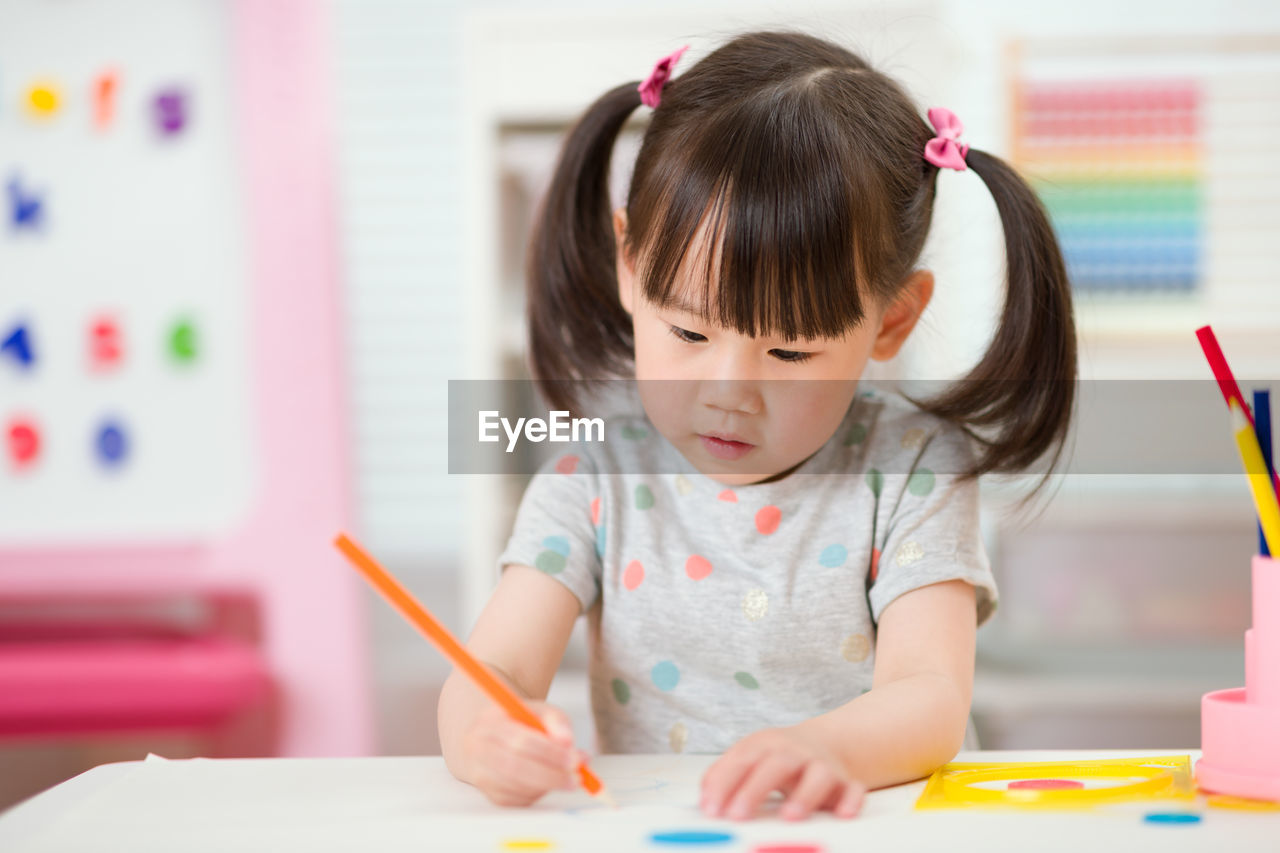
[613,207,635,315]
[870,269,934,361]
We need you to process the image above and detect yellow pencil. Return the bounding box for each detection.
[1230,399,1280,555]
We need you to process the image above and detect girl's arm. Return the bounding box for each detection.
[799,578,976,784]
[438,564,583,784]
[700,578,976,819]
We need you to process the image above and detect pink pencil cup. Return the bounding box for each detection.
[1198,555,1280,801]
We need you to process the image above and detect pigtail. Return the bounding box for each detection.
[921,148,1077,478]
[526,82,642,414]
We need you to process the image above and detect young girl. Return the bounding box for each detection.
[439,30,1075,821]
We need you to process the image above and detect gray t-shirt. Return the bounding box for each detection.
[496,389,997,754]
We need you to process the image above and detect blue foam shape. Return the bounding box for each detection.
[1143,811,1202,824]
[649,830,735,845]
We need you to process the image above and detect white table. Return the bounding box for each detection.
[1,749,1276,851]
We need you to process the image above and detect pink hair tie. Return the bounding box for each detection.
[638,45,689,108]
[923,106,969,171]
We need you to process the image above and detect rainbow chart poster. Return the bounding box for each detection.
[1008,35,1280,313]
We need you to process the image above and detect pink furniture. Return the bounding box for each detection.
[0,0,373,757]
[1198,555,1280,800]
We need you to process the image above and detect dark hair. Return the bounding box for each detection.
[526,30,1076,481]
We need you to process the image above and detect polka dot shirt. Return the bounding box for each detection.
[496,390,997,754]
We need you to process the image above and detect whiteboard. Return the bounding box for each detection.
[0,0,257,544]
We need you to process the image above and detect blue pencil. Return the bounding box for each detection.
[1256,389,1274,557]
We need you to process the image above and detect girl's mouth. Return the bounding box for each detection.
[699,434,755,461]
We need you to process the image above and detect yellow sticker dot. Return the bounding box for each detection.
[502,840,554,850]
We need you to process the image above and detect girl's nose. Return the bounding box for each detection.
[700,351,764,414]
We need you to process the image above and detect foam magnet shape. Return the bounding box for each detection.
[1,323,35,369]
[94,70,118,130]
[89,316,124,369]
[7,418,40,467]
[169,318,198,362]
[153,88,189,136]
[26,81,60,116]
[7,176,45,230]
[95,420,129,466]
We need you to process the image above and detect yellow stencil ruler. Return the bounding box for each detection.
[915,755,1196,810]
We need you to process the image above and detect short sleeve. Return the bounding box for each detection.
[867,422,998,628]
[495,450,602,615]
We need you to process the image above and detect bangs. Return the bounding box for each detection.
[629,86,883,341]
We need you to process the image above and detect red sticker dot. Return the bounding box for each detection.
[755,505,782,535]
[718,489,737,503]
[623,560,645,590]
[590,496,601,525]
[555,454,579,474]
[685,555,712,581]
[870,548,881,583]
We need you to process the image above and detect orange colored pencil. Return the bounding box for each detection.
[333,532,611,803]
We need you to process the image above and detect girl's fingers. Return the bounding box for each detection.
[482,720,578,793]
[500,718,579,773]
[779,761,840,821]
[533,704,576,746]
[816,778,866,818]
[722,754,805,820]
[831,780,866,818]
[700,744,765,816]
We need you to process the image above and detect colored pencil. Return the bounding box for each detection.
[333,532,612,804]
[1255,389,1274,557]
[1228,400,1280,557]
[1196,324,1280,500]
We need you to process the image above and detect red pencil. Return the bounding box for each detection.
[1196,325,1280,499]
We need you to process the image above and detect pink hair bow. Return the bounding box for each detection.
[923,107,969,171]
[638,45,689,108]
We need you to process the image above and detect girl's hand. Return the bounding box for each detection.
[459,700,585,807]
[700,727,866,821]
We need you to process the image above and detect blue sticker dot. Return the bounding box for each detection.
[95,421,128,466]
[819,544,848,567]
[595,524,606,559]
[649,830,734,845]
[541,535,570,557]
[651,661,680,691]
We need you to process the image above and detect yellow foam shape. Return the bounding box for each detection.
[915,755,1195,810]
[502,840,555,850]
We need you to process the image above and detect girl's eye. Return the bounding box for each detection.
[668,325,707,344]
[770,349,813,363]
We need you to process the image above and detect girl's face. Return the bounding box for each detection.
[613,208,933,486]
